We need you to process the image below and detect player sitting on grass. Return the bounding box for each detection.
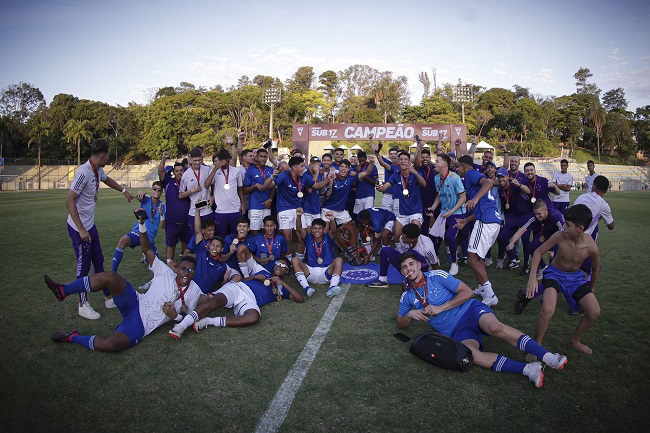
[168,256,303,338]
[45,210,202,352]
[396,252,568,388]
[357,207,396,262]
[524,204,601,358]
[237,216,288,277]
[292,208,343,298]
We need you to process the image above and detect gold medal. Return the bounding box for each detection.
[317,257,323,264]
[232,238,239,245]
[530,197,536,203]
[505,203,510,209]
[276,294,282,302]
[403,188,409,196]
[224,183,231,190]
[180,305,188,314]
[264,279,271,286]
[297,191,304,198]
[272,286,278,294]
[365,236,371,242]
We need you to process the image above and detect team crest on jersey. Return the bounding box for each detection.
[341,268,378,283]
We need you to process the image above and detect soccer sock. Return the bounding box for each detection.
[481,281,495,298]
[176,311,199,333]
[330,274,341,288]
[284,253,293,261]
[491,354,525,374]
[63,276,92,296]
[239,262,250,278]
[295,252,305,261]
[518,335,549,360]
[295,272,309,289]
[378,276,388,283]
[206,317,226,327]
[112,247,124,272]
[166,258,172,263]
[71,335,96,351]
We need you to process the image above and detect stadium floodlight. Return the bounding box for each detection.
[263,87,282,142]
[452,79,474,124]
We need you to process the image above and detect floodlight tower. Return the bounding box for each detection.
[263,86,282,141]
[453,79,474,124]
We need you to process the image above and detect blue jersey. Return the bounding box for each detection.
[244,164,274,210]
[463,170,502,224]
[388,171,423,216]
[522,207,565,238]
[223,234,256,272]
[245,269,291,307]
[506,170,532,215]
[130,196,165,240]
[194,245,228,293]
[323,174,357,211]
[275,171,315,213]
[357,207,396,234]
[303,233,335,267]
[161,173,190,224]
[302,172,322,214]
[434,171,465,215]
[250,233,288,273]
[185,235,206,253]
[418,163,438,208]
[398,270,470,336]
[354,163,378,200]
[526,175,554,211]
[381,156,400,195]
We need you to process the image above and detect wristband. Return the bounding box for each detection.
[121,188,127,194]
[139,223,147,233]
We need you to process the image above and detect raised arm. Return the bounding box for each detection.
[158,151,170,181]
[295,207,307,239]
[103,176,134,202]
[136,210,157,264]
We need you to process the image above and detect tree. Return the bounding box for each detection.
[155,86,176,99]
[287,66,314,92]
[634,105,650,152]
[27,113,51,189]
[589,102,607,162]
[0,82,45,124]
[64,119,93,166]
[574,67,600,97]
[338,65,379,100]
[602,111,635,160]
[602,87,628,112]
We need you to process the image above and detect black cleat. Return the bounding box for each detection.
[44,275,66,302]
[518,265,530,276]
[51,330,79,343]
[515,289,531,315]
[569,306,585,315]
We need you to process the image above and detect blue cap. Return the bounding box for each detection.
[448,152,456,158]
[485,160,497,168]
[496,167,508,177]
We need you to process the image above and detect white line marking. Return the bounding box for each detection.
[255,284,350,433]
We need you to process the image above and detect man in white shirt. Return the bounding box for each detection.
[552,159,574,214]
[66,138,134,320]
[180,147,213,232]
[205,148,245,239]
[584,160,600,192]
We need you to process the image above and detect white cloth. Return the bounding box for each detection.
[67,161,107,231]
[552,171,573,202]
[396,234,438,266]
[467,221,500,259]
[585,172,600,192]
[211,165,244,214]
[429,214,446,238]
[214,281,260,316]
[180,165,213,217]
[574,192,613,236]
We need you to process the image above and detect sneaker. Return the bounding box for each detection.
[515,289,531,315]
[516,258,521,264]
[543,352,568,371]
[51,330,79,343]
[473,285,485,296]
[523,362,544,388]
[485,257,493,267]
[366,280,388,288]
[458,257,468,267]
[482,295,499,306]
[193,318,209,333]
[536,265,547,281]
[140,253,146,263]
[326,286,341,298]
[105,297,116,309]
[496,259,504,269]
[78,302,101,320]
[306,287,315,297]
[506,260,519,270]
[519,265,530,276]
[44,275,66,302]
[449,263,459,276]
[569,306,585,315]
[139,280,152,291]
[168,325,184,340]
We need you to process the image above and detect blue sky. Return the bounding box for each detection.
[1,0,648,110]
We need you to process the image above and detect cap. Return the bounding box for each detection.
[496,167,508,177]
[448,152,456,158]
[485,160,497,168]
[310,156,321,163]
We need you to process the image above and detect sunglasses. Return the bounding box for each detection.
[180,265,195,274]
[275,262,289,269]
[152,187,163,192]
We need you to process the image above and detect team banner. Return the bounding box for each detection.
[292,123,466,142]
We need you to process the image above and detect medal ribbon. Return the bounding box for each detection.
[258,164,267,182]
[527,176,537,200]
[314,239,323,260]
[264,235,274,256]
[401,173,410,194]
[88,159,100,193]
[291,174,302,195]
[222,165,230,186]
[175,277,189,310]
[412,276,428,307]
[192,167,201,187]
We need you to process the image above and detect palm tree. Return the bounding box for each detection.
[27,117,51,189]
[63,119,92,166]
[590,104,606,162]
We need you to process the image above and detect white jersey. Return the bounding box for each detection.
[67,160,107,231]
[585,172,600,192]
[552,171,573,203]
[574,192,613,236]
[397,234,439,267]
[211,165,244,214]
[180,165,213,217]
[138,257,202,337]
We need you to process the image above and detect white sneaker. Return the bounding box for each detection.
[193,318,210,333]
[139,280,152,291]
[306,287,315,297]
[168,324,184,340]
[496,259,504,269]
[78,302,101,320]
[482,295,499,306]
[473,285,485,296]
[523,361,544,388]
[543,352,568,371]
[105,297,116,309]
[449,263,459,276]
[485,257,494,267]
[326,286,341,298]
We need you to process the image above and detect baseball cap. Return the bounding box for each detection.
[496,167,508,177]
[485,160,497,168]
[310,156,321,163]
[448,152,456,158]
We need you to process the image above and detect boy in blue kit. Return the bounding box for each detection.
[525,204,601,358]
[292,209,344,298]
[158,152,191,262]
[243,147,276,235]
[352,151,379,214]
[111,182,166,274]
[322,156,376,225]
[222,216,256,278]
[396,252,568,388]
[237,216,288,276]
[357,207,396,262]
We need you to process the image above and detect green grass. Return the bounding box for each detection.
[571,147,644,166]
[1,189,649,432]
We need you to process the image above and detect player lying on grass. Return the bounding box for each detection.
[45,209,202,352]
[396,252,568,388]
[168,256,303,339]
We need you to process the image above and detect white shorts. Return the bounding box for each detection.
[353,196,375,214]
[214,281,260,316]
[306,265,330,284]
[226,265,242,281]
[468,221,500,259]
[278,209,297,231]
[396,213,423,227]
[321,208,352,225]
[381,194,394,213]
[248,208,271,231]
[301,212,320,229]
[382,220,395,234]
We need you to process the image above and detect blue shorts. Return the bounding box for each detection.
[450,299,494,350]
[113,282,146,347]
[126,232,158,256]
[166,222,190,247]
[542,263,591,302]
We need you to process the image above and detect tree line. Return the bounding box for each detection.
[1,65,649,169]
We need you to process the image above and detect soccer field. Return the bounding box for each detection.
[0,190,649,432]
